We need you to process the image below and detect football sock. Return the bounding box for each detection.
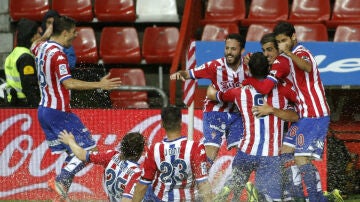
[299,163,327,202]
[56,155,85,191]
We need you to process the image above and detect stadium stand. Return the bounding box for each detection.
[94,0,136,22]
[109,68,149,109]
[294,23,329,42]
[136,0,179,22]
[100,27,141,64]
[201,23,239,41]
[246,23,275,42]
[327,0,360,28]
[9,0,49,21]
[72,27,98,64]
[241,0,288,26]
[201,0,245,23]
[333,25,360,42]
[52,0,93,22]
[288,0,330,24]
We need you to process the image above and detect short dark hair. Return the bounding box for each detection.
[260,33,278,50]
[120,132,145,160]
[273,21,296,38]
[161,106,182,131]
[52,16,76,36]
[248,52,269,79]
[17,18,39,48]
[225,33,246,49]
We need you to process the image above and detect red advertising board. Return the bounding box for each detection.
[0,109,327,200]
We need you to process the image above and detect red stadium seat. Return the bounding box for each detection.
[72,27,98,64]
[136,0,179,22]
[242,0,288,26]
[327,0,360,28]
[294,24,328,42]
[94,0,136,22]
[142,26,179,64]
[202,0,245,23]
[52,0,93,22]
[109,68,149,109]
[334,25,360,42]
[100,27,141,64]
[9,0,49,21]
[288,0,330,24]
[246,24,275,41]
[201,23,239,41]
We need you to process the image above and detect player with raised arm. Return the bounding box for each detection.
[59,130,144,202]
[209,52,299,201]
[170,34,249,166]
[273,21,343,202]
[31,16,122,200]
[132,106,213,202]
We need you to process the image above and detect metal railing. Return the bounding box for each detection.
[114,85,168,108]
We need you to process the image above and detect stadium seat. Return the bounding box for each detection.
[288,0,330,24]
[334,25,360,42]
[94,0,136,22]
[242,0,288,26]
[52,0,93,22]
[142,26,179,64]
[294,24,328,42]
[201,23,239,41]
[136,0,179,22]
[99,27,141,64]
[109,68,149,109]
[327,0,360,28]
[72,27,98,64]
[9,0,49,21]
[246,24,275,41]
[202,0,246,23]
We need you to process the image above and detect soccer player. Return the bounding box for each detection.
[273,21,342,202]
[132,106,213,202]
[59,130,145,202]
[170,34,249,166]
[208,52,299,201]
[31,16,122,200]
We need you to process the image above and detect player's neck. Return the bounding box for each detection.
[166,130,181,141]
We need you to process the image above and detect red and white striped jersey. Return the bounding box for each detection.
[190,57,250,112]
[290,44,330,118]
[219,84,294,156]
[88,150,141,201]
[31,41,72,112]
[139,136,208,201]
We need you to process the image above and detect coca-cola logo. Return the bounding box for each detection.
[0,109,235,200]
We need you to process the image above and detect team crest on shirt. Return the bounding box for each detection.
[59,64,68,75]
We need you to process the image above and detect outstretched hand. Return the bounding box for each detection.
[99,73,122,90]
[170,72,186,82]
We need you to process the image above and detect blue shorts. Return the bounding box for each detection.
[203,111,243,149]
[283,116,330,159]
[38,106,96,154]
[232,151,282,200]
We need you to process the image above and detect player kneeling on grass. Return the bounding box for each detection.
[59,130,145,202]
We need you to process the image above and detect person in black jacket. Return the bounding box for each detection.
[4,18,42,107]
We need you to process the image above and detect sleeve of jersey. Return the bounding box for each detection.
[190,63,214,79]
[88,150,117,167]
[216,88,237,103]
[242,76,277,95]
[122,170,142,199]
[278,84,297,104]
[139,146,157,185]
[191,142,209,183]
[52,52,72,83]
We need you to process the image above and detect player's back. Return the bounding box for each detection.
[144,136,208,201]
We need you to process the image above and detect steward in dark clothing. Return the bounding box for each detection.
[4,18,41,107]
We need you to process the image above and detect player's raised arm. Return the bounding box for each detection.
[62,73,122,90]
